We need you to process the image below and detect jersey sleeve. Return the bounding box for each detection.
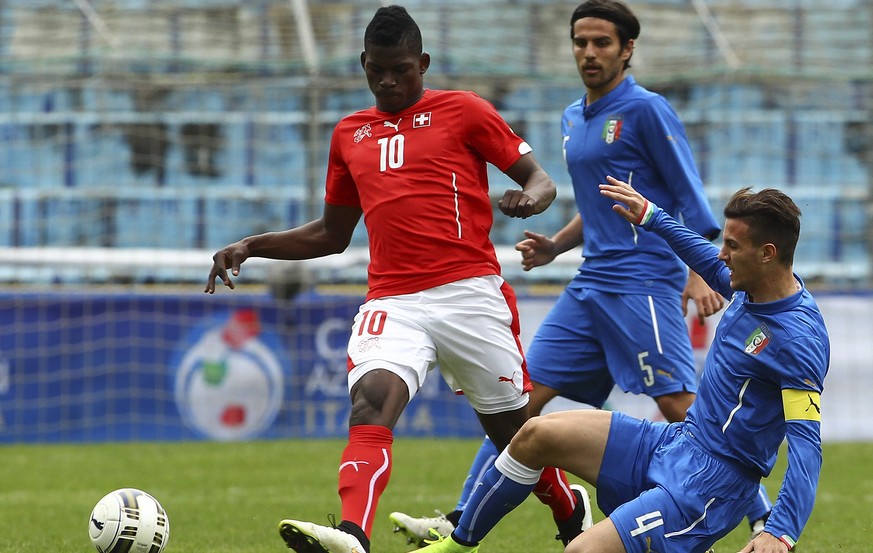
[772,335,827,401]
[764,420,821,550]
[637,97,720,240]
[461,92,531,171]
[763,336,828,548]
[645,207,732,297]
[324,121,361,207]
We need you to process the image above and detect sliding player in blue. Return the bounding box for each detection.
[412,178,829,553]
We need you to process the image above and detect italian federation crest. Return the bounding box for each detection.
[174,309,285,440]
[602,116,623,144]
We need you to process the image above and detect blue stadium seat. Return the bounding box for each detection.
[0,191,13,247]
[838,200,870,268]
[500,87,538,111]
[251,123,307,188]
[113,192,199,248]
[6,193,103,246]
[221,121,247,187]
[259,87,305,112]
[324,88,373,111]
[541,85,579,109]
[75,127,139,188]
[686,84,764,112]
[0,124,27,187]
[43,196,106,246]
[201,194,300,250]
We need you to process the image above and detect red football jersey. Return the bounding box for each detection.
[325,89,532,299]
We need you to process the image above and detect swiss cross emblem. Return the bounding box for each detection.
[413,112,432,128]
[353,123,372,143]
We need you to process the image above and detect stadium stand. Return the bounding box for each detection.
[0,0,870,284]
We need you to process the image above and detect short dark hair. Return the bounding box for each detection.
[570,0,640,44]
[364,5,422,54]
[724,187,802,267]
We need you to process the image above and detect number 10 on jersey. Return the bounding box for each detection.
[378,135,405,171]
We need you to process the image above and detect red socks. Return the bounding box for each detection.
[336,426,573,536]
[337,425,394,537]
[533,466,576,521]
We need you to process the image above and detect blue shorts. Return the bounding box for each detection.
[598,412,758,553]
[526,283,697,406]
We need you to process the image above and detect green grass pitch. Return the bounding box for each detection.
[1,439,870,552]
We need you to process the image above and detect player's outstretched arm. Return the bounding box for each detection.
[737,531,791,553]
[204,203,362,293]
[602,176,732,300]
[684,270,725,323]
[205,239,251,293]
[516,230,555,271]
[516,213,584,271]
[499,153,557,219]
[598,175,653,225]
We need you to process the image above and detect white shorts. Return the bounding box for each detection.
[347,275,530,415]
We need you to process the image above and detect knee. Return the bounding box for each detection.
[348,370,410,427]
[509,416,552,466]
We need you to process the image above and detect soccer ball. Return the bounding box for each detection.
[88,488,170,553]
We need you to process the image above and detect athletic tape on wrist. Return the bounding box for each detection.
[636,199,656,226]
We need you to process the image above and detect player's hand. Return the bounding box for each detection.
[683,271,725,324]
[498,189,545,219]
[737,531,790,553]
[598,175,650,225]
[515,230,557,271]
[204,242,249,294]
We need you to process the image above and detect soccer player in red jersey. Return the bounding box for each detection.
[205,5,588,553]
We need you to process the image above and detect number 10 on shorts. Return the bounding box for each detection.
[357,310,388,336]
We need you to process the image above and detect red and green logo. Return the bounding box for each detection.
[602,116,623,143]
[744,323,772,355]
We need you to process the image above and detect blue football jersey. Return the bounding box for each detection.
[562,76,720,296]
[643,207,830,545]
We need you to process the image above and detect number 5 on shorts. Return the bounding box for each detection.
[638,351,654,387]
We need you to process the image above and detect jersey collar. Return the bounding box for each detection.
[583,75,636,120]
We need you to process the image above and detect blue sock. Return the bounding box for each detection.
[452,450,541,545]
[747,483,773,521]
[455,436,499,511]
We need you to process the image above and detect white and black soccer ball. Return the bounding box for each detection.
[88,488,170,553]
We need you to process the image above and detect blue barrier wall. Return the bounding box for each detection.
[4,290,872,443]
[0,291,481,443]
